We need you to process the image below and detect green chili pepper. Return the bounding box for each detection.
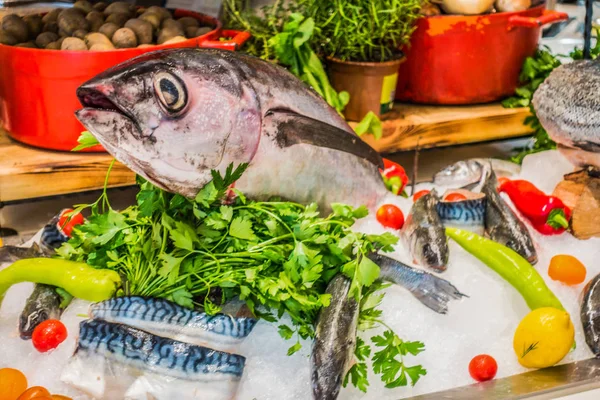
[0,258,121,304]
[446,228,564,311]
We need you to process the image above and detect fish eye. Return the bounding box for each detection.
[153,71,187,115]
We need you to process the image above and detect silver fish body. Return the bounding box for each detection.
[436,192,486,235]
[533,60,600,169]
[368,253,466,314]
[403,190,449,271]
[61,319,245,399]
[582,273,600,356]
[433,158,521,188]
[89,296,257,353]
[480,169,538,264]
[311,275,358,400]
[75,49,388,212]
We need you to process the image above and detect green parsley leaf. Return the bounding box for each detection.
[229,217,256,240]
[278,324,294,340]
[287,342,302,356]
[72,131,100,151]
[170,288,194,309]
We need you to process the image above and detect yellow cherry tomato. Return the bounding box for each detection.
[548,255,586,285]
[0,368,28,400]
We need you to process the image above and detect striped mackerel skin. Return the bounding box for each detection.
[436,198,486,233]
[89,296,257,345]
[77,319,246,380]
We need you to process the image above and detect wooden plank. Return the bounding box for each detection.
[0,128,136,203]
[351,103,533,153]
[1,102,532,202]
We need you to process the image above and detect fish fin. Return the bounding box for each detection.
[375,254,467,314]
[573,141,600,153]
[264,109,384,169]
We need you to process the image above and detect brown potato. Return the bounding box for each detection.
[177,16,199,30]
[163,35,186,45]
[98,22,119,39]
[86,11,104,32]
[42,9,61,24]
[61,36,87,50]
[89,42,114,51]
[58,8,89,35]
[161,18,183,31]
[137,43,154,48]
[157,26,184,45]
[73,29,88,39]
[15,41,36,48]
[0,29,18,45]
[112,27,137,48]
[105,12,129,27]
[93,2,108,12]
[35,31,58,48]
[58,28,69,37]
[23,15,43,38]
[184,26,197,38]
[146,6,171,21]
[124,18,153,45]
[139,12,161,30]
[43,21,59,34]
[2,15,29,43]
[84,31,113,48]
[195,26,212,37]
[73,0,93,14]
[104,2,133,16]
[45,40,61,49]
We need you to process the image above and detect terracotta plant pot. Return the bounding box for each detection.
[327,56,405,122]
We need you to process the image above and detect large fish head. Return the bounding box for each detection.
[433,160,483,187]
[76,49,262,197]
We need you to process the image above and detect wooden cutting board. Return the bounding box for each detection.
[352,103,533,153]
[0,128,135,203]
[0,102,532,203]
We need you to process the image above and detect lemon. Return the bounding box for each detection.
[513,307,574,368]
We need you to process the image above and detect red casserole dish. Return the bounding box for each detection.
[395,5,568,104]
[0,9,250,152]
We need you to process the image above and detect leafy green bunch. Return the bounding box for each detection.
[299,0,422,62]
[503,36,600,163]
[57,161,425,391]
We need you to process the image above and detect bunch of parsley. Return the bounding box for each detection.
[57,162,425,391]
[503,36,600,164]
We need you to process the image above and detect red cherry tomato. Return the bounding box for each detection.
[413,190,430,202]
[376,204,405,230]
[469,354,498,382]
[444,192,468,202]
[31,320,68,353]
[497,177,510,188]
[58,209,84,237]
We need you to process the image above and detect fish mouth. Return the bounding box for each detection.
[75,86,145,140]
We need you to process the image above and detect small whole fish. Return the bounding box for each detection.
[533,60,600,169]
[433,158,521,188]
[403,190,449,271]
[61,319,246,400]
[89,296,257,353]
[369,253,466,314]
[311,275,358,400]
[436,190,486,235]
[480,167,538,264]
[581,273,600,356]
[0,243,48,263]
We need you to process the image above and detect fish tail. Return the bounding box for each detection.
[371,254,467,314]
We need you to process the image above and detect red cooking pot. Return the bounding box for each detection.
[395,5,568,104]
[0,9,250,152]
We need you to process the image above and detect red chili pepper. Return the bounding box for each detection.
[498,179,571,235]
[380,158,409,197]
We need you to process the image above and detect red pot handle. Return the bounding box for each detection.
[508,10,568,29]
[198,30,251,51]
